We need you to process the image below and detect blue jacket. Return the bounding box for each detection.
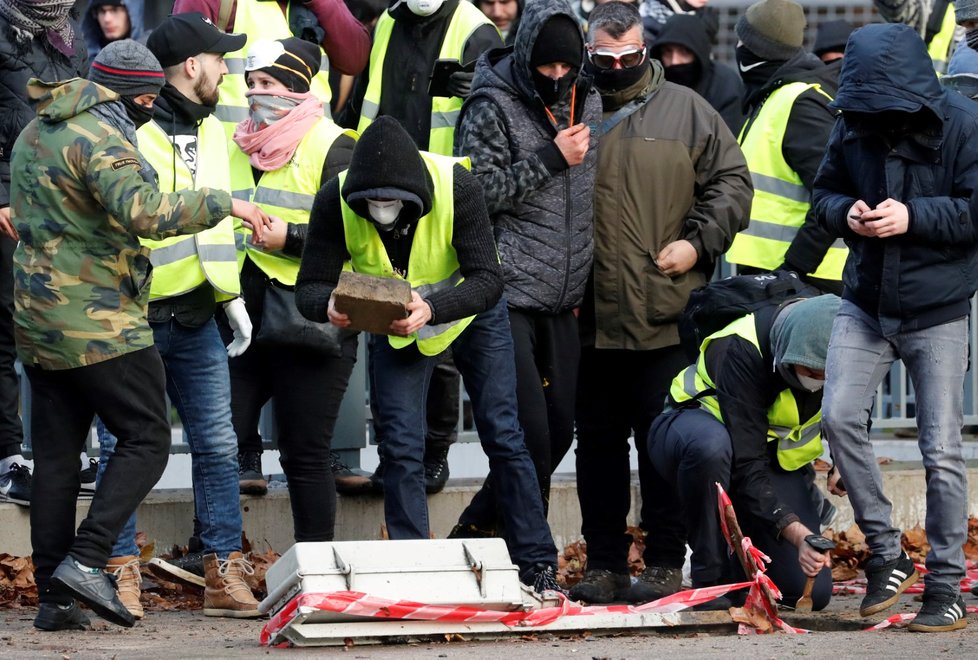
[813,23,978,336]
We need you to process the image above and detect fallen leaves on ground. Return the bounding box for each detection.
[0,554,36,607]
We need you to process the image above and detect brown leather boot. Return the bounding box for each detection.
[106,555,144,620]
[203,552,261,618]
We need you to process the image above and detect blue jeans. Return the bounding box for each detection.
[97,318,242,558]
[823,300,969,587]
[369,299,557,572]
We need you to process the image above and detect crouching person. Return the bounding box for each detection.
[645,294,842,611]
[295,116,562,593]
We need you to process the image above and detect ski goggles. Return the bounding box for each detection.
[586,45,647,70]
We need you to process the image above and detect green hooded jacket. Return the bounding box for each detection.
[10,77,232,370]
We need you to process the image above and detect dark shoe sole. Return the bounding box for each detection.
[50,575,135,628]
[146,558,205,590]
[239,480,267,496]
[33,605,92,631]
[335,475,372,494]
[908,618,967,633]
[860,567,920,617]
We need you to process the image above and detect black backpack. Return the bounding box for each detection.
[678,271,821,361]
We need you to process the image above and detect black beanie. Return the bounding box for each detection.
[813,19,854,57]
[530,15,583,69]
[90,0,126,11]
[342,116,430,220]
[245,37,321,94]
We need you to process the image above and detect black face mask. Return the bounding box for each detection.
[735,44,781,90]
[121,95,155,128]
[663,62,700,89]
[531,68,576,106]
[591,59,648,93]
[968,26,978,50]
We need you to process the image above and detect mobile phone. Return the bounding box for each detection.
[428,59,472,98]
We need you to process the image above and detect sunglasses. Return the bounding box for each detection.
[587,45,647,70]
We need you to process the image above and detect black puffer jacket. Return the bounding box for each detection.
[455,0,601,314]
[650,13,744,133]
[0,13,87,208]
[813,23,978,336]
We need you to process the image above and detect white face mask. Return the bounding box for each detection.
[406,0,444,16]
[366,199,404,227]
[797,374,825,393]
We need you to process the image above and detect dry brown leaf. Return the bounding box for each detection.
[831,565,858,582]
[729,606,773,633]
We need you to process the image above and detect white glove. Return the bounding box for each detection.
[223,297,252,357]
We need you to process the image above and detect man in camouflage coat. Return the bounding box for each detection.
[9,40,268,631]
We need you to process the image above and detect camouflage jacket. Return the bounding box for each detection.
[10,78,232,370]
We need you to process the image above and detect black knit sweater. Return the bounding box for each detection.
[296,163,502,325]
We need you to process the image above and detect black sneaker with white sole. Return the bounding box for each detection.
[908,583,968,632]
[860,551,919,617]
[520,563,567,597]
[146,552,206,590]
[0,462,31,506]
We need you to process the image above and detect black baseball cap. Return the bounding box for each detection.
[147,12,246,68]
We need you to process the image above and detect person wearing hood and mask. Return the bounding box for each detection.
[724,0,844,296]
[568,1,751,606]
[340,0,501,497]
[815,22,978,632]
[89,13,261,622]
[649,12,744,132]
[646,294,842,611]
[81,0,145,60]
[9,38,271,631]
[296,116,564,596]
[224,37,360,545]
[451,0,601,540]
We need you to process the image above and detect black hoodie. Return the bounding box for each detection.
[740,50,840,289]
[650,13,744,133]
[296,116,502,326]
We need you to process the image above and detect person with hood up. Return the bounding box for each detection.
[296,116,564,595]
[225,37,360,545]
[649,12,744,132]
[81,0,145,60]
[724,0,845,296]
[451,0,601,539]
[569,1,751,606]
[9,39,270,631]
[646,294,842,611]
[815,22,978,632]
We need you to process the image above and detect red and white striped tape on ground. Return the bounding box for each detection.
[864,606,978,631]
[260,581,756,646]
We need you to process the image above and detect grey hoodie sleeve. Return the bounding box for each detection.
[454,96,565,216]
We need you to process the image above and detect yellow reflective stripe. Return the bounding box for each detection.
[431,110,461,130]
[232,188,252,201]
[253,188,316,212]
[739,218,801,243]
[225,57,245,74]
[215,104,249,124]
[361,98,379,120]
[751,172,808,203]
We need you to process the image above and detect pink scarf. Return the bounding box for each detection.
[233,91,324,171]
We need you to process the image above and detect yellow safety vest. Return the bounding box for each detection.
[216,0,333,137]
[339,152,475,355]
[243,118,357,285]
[137,114,240,300]
[669,313,823,472]
[357,3,493,155]
[727,82,848,281]
[929,3,957,75]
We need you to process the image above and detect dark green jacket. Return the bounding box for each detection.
[11,78,231,370]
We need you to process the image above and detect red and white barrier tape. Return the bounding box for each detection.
[260,581,756,646]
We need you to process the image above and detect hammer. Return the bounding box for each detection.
[795,534,835,612]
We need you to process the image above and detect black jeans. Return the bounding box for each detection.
[574,344,689,574]
[220,311,357,542]
[647,407,832,610]
[0,235,22,458]
[424,351,459,458]
[457,308,579,530]
[26,347,171,603]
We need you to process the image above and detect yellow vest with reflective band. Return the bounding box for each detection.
[244,118,357,285]
[137,115,240,301]
[669,313,824,472]
[216,0,333,137]
[727,82,848,281]
[357,3,494,156]
[929,4,957,75]
[339,152,474,355]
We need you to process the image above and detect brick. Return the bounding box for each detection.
[333,271,411,335]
